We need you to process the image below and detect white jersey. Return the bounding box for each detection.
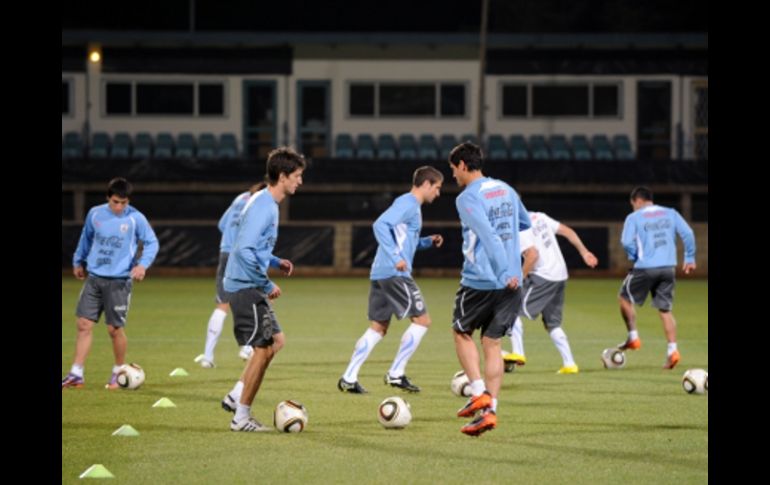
[519,212,568,282]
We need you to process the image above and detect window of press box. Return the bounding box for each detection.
[137,83,194,115]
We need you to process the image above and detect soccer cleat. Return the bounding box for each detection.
[105,373,119,390]
[502,352,527,366]
[194,354,215,368]
[457,390,493,417]
[384,373,421,393]
[238,346,253,361]
[61,373,84,389]
[618,338,642,351]
[557,364,579,374]
[230,416,272,432]
[221,393,237,413]
[461,410,497,437]
[337,378,368,394]
[663,350,681,370]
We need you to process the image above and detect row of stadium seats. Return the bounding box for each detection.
[335,133,635,160]
[61,132,240,160]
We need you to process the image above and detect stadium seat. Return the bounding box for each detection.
[548,135,572,160]
[529,135,550,160]
[133,132,153,159]
[335,134,355,158]
[176,133,196,159]
[487,135,509,160]
[197,133,217,160]
[612,134,635,160]
[377,134,397,159]
[89,132,110,158]
[356,134,375,159]
[154,133,174,159]
[418,134,439,160]
[439,134,457,160]
[397,134,418,159]
[508,135,529,160]
[570,135,593,160]
[110,132,132,159]
[62,132,84,159]
[217,133,238,159]
[460,133,478,145]
[591,135,615,160]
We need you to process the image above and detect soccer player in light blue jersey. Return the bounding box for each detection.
[448,142,531,436]
[617,186,696,370]
[194,182,266,369]
[339,166,444,394]
[220,147,305,432]
[62,178,159,390]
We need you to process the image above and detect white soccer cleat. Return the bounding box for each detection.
[238,346,254,361]
[230,416,272,432]
[194,354,215,368]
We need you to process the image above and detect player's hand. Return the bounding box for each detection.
[683,262,696,274]
[130,265,146,281]
[430,234,444,248]
[268,284,282,300]
[582,251,598,268]
[395,260,408,272]
[73,266,86,280]
[505,276,519,290]
[279,259,294,276]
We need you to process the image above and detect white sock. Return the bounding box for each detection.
[667,342,678,355]
[470,379,486,396]
[70,364,84,378]
[387,324,428,377]
[235,403,251,422]
[112,365,123,374]
[230,380,245,401]
[549,327,575,367]
[510,317,525,356]
[491,398,498,412]
[203,308,227,361]
[628,330,639,341]
[342,328,383,382]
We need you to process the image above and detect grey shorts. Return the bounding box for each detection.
[229,287,283,348]
[452,286,521,339]
[368,277,427,323]
[619,267,675,311]
[519,274,566,329]
[75,274,133,327]
[215,252,233,304]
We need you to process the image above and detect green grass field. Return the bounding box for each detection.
[62,277,708,484]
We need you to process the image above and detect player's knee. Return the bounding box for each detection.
[107,325,124,338]
[272,333,286,353]
[413,314,431,327]
[76,317,94,332]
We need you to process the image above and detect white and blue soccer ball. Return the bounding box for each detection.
[682,368,708,395]
[450,370,472,397]
[378,396,412,429]
[601,348,626,369]
[117,363,145,390]
[274,400,308,432]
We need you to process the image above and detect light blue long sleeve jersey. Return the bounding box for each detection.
[218,190,255,253]
[73,204,159,278]
[370,193,434,280]
[621,204,696,268]
[456,177,531,290]
[223,189,282,294]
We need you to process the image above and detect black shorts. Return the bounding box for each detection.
[367,277,427,323]
[519,274,566,329]
[452,286,521,339]
[619,267,675,311]
[75,274,132,327]
[229,288,283,348]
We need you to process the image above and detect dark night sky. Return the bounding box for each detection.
[62,0,707,33]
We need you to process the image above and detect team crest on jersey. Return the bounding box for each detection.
[120,223,129,233]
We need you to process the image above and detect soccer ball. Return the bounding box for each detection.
[682,369,708,395]
[601,348,626,369]
[378,396,412,429]
[116,363,145,390]
[450,370,472,397]
[274,400,309,432]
